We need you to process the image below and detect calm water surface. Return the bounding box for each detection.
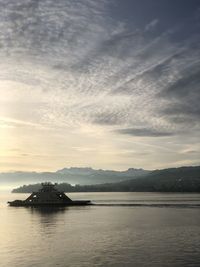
[1,192,200,267]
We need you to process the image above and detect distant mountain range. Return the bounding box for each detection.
[12,166,200,193]
[0,167,149,187]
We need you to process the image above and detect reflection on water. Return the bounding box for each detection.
[28,207,68,232]
[1,192,200,267]
[28,206,68,217]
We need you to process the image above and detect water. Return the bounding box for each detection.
[1,192,200,267]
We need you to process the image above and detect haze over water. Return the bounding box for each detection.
[1,192,200,267]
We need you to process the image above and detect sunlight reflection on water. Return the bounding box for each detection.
[1,192,200,267]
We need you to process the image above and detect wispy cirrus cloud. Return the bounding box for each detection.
[116,128,175,137]
[145,19,159,31]
[0,0,200,170]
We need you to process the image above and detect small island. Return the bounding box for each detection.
[8,182,92,207]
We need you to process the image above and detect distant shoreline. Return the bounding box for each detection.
[1,166,199,193]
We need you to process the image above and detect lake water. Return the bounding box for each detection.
[1,192,200,267]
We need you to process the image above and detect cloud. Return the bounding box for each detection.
[157,58,200,128]
[116,128,174,137]
[0,0,200,170]
[180,149,199,155]
[159,63,200,100]
[92,111,123,125]
[1,1,199,134]
[145,19,159,31]
[0,117,45,129]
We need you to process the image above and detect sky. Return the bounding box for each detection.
[0,0,200,172]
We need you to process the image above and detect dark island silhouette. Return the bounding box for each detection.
[8,182,91,207]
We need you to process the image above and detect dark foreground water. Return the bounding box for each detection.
[1,192,200,267]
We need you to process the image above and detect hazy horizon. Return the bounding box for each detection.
[1,164,199,193]
[1,163,200,174]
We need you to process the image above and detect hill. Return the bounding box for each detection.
[12,166,200,193]
[0,167,149,188]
